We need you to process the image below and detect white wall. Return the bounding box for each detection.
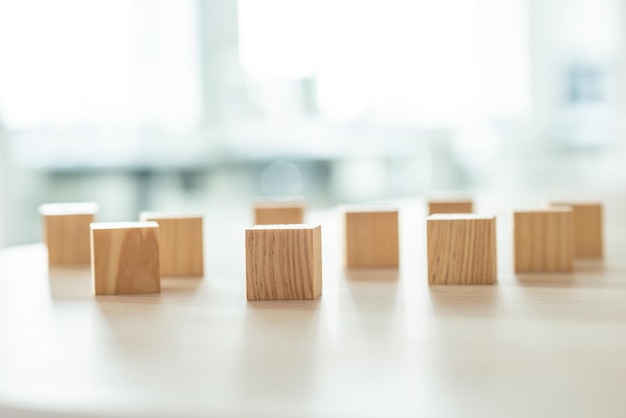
[528,0,626,147]
[0,131,4,246]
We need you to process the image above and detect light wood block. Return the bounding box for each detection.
[91,222,161,295]
[246,224,322,301]
[513,209,574,273]
[344,207,399,268]
[427,214,497,285]
[428,199,473,215]
[254,201,305,225]
[39,202,99,266]
[139,212,204,277]
[550,202,603,258]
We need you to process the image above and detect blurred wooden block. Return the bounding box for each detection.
[344,207,399,268]
[550,202,603,258]
[39,202,99,266]
[513,209,574,273]
[254,201,305,225]
[139,212,204,277]
[91,222,161,295]
[427,214,497,285]
[246,224,322,301]
[428,199,473,215]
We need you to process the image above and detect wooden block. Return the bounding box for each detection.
[254,201,305,225]
[139,212,204,276]
[344,207,399,268]
[427,214,497,285]
[39,202,99,266]
[91,222,161,295]
[513,209,574,273]
[246,224,322,301]
[428,199,473,215]
[550,202,603,258]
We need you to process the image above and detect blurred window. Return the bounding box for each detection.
[238,0,531,125]
[0,0,202,132]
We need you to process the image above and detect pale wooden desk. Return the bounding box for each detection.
[1,199,625,417]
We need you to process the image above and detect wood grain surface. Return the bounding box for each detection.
[91,222,161,295]
[246,224,322,300]
[427,214,497,285]
[39,203,98,266]
[254,201,305,225]
[428,199,474,215]
[139,213,204,277]
[513,209,574,273]
[344,207,399,268]
[551,202,603,258]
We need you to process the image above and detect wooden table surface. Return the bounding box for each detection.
[1,197,625,417]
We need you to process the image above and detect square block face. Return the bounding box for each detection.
[140,213,204,276]
[550,203,603,258]
[39,202,99,267]
[43,214,94,266]
[427,215,497,285]
[344,210,399,268]
[428,200,473,215]
[246,225,322,301]
[254,203,304,225]
[514,210,574,273]
[91,222,161,295]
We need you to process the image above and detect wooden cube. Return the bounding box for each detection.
[39,202,99,266]
[513,209,574,273]
[550,202,603,258]
[139,212,204,276]
[91,222,161,295]
[246,224,322,301]
[428,199,473,215]
[427,214,497,285]
[344,207,399,268]
[254,201,305,225]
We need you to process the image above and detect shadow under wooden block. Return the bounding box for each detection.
[344,207,399,268]
[91,222,161,295]
[513,209,574,273]
[39,202,99,266]
[47,267,92,300]
[246,224,322,301]
[428,199,473,215]
[427,214,497,285]
[550,202,603,259]
[139,212,204,277]
[254,201,305,225]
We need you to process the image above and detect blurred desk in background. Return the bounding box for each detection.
[5,123,434,170]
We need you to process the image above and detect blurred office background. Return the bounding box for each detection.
[1,0,625,246]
